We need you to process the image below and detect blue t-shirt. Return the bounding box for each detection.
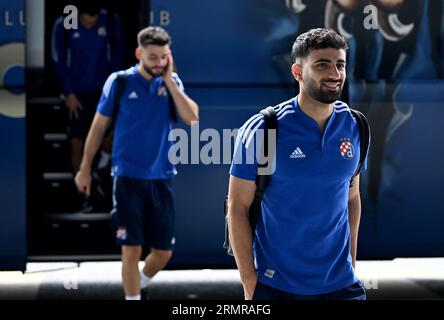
[97,65,184,180]
[230,97,368,295]
[51,9,125,94]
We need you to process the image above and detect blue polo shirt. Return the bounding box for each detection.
[97,65,184,179]
[230,97,368,295]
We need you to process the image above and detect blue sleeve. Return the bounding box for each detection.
[51,17,75,95]
[97,73,119,117]
[229,114,265,181]
[110,14,125,72]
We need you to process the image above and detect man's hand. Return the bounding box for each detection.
[243,275,258,300]
[65,94,83,120]
[161,51,174,82]
[75,169,92,196]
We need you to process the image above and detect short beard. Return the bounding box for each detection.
[305,77,343,104]
[142,63,163,78]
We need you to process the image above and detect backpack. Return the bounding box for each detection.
[223,106,370,256]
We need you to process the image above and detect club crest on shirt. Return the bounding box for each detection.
[98,27,107,36]
[339,138,354,160]
[157,85,167,96]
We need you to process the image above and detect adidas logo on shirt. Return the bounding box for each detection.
[72,32,81,39]
[290,147,306,159]
[128,91,138,99]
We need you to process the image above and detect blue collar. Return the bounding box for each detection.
[292,95,337,135]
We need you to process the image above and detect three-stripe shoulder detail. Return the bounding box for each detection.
[334,101,350,114]
[239,100,295,146]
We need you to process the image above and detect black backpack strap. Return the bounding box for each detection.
[255,106,278,192]
[109,74,128,132]
[223,106,278,256]
[349,108,371,187]
[250,106,278,229]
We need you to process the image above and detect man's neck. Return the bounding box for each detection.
[138,65,153,82]
[297,91,334,133]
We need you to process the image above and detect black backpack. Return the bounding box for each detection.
[223,107,370,256]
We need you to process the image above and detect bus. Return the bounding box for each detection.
[1,0,443,271]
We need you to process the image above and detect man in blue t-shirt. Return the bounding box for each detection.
[51,1,125,173]
[75,26,199,300]
[228,28,369,300]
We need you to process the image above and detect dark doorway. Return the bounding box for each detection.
[26,0,150,259]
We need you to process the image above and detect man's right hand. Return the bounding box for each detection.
[242,275,258,300]
[75,169,91,196]
[65,94,83,120]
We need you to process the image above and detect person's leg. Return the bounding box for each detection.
[68,92,94,173]
[70,135,92,212]
[111,176,146,299]
[68,92,97,211]
[70,138,83,172]
[141,179,175,288]
[142,248,172,278]
[121,245,143,298]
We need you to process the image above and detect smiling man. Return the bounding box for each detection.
[228,28,370,300]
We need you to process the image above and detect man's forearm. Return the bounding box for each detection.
[228,204,257,284]
[164,78,199,124]
[79,124,107,173]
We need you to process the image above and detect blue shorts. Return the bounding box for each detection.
[111,176,175,249]
[252,280,366,300]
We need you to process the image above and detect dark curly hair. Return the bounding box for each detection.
[291,28,348,63]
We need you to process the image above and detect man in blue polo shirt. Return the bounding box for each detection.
[75,26,199,300]
[228,28,369,300]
